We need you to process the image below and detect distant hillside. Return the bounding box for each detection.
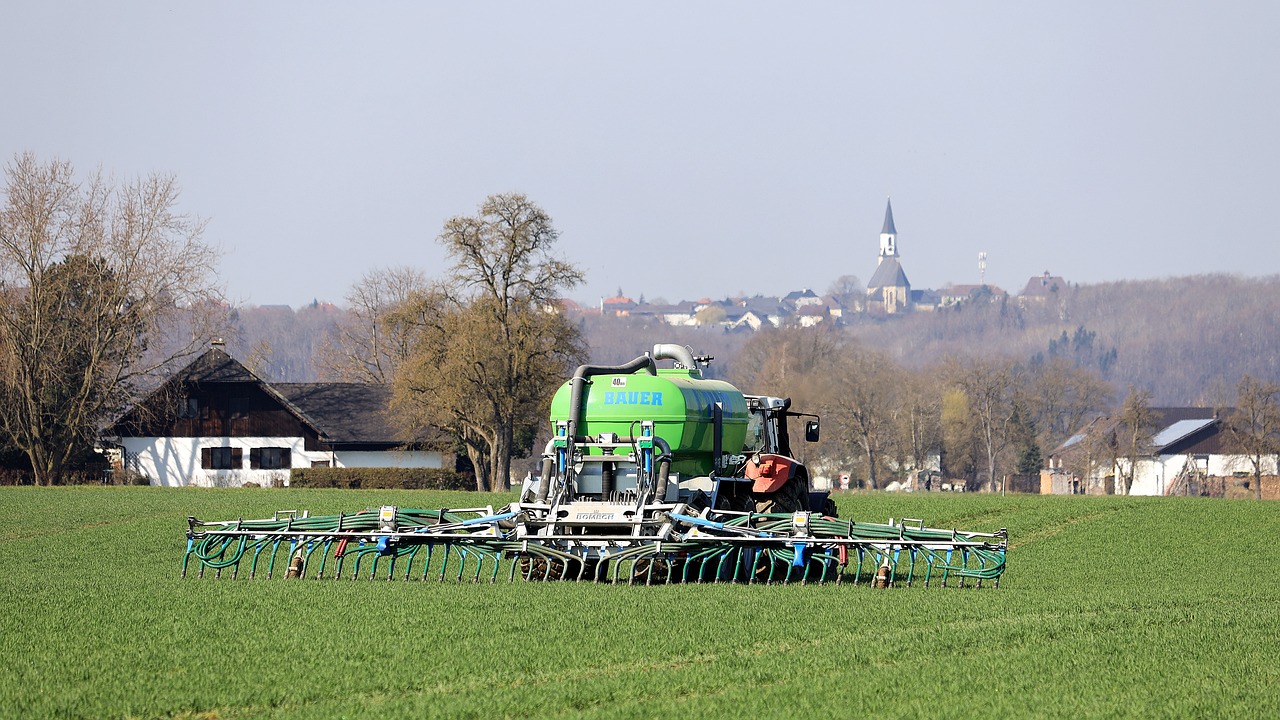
[843,274,1280,403]
[580,275,1280,405]
[230,274,1280,404]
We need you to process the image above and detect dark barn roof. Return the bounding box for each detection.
[1051,407,1230,458]
[170,347,258,384]
[273,383,407,445]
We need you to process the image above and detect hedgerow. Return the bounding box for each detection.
[288,466,471,490]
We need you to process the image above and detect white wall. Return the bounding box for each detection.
[333,449,443,469]
[120,436,443,487]
[1128,453,1279,496]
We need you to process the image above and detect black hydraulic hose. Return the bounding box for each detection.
[650,436,673,502]
[654,457,672,502]
[535,455,555,503]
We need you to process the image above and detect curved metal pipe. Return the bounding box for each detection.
[651,343,697,370]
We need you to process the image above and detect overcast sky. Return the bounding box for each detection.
[5,2,1278,308]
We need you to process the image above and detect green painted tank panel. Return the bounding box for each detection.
[549,369,747,477]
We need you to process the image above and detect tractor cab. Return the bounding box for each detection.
[743,395,820,459]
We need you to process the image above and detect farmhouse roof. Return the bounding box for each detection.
[170,347,258,384]
[273,383,408,445]
[783,289,819,302]
[1152,418,1216,448]
[1052,407,1225,457]
[740,296,788,316]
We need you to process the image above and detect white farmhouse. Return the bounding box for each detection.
[104,345,446,487]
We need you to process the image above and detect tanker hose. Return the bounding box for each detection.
[650,436,673,502]
[654,458,672,503]
[535,455,555,504]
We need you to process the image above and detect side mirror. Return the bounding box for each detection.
[804,420,820,443]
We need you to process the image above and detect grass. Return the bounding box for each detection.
[1,487,1277,719]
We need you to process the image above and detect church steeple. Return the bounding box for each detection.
[878,197,898,264]
[881,197,897,235]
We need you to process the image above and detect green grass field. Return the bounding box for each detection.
[1,488,1277,719]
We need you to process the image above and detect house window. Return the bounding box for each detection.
[178,397,199,419]
[201,447,242,470]
[250,447,291,470]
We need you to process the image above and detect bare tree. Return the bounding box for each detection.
[1114,385,1157,495]
[890,367,942,484]
[946,356,1021,493]
[729,325,845,400]
[316,266,426,383]
[0,153,222,484]
[826,274,863,310]
[940,383,987,489]
[1059,416,1113,494]
[1022,355,1115,451]
[392,194,586,491]
[1228,375,1280,501]
[828,348,901,489]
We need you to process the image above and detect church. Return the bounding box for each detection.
[865,198,913,313]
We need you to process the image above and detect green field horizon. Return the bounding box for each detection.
[2,487,1276,719]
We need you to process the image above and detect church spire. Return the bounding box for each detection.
[878,196,898,263]
[881,197,897,235]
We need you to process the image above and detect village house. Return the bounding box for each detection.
[599,290,637,317]
[938,284,1008,307]
[1044,407,1279,497]
[1020,271,1068,303]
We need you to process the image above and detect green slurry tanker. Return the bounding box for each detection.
[184,344,1007,586]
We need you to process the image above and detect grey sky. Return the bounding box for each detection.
[5,2,1278,308]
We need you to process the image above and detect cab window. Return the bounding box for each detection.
[743,412,767,454]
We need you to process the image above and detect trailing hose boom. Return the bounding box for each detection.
[184,344,1007,586]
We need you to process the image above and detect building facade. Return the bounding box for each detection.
[105,346,445,487]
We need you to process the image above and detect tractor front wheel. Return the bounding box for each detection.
[754,466,809,514]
